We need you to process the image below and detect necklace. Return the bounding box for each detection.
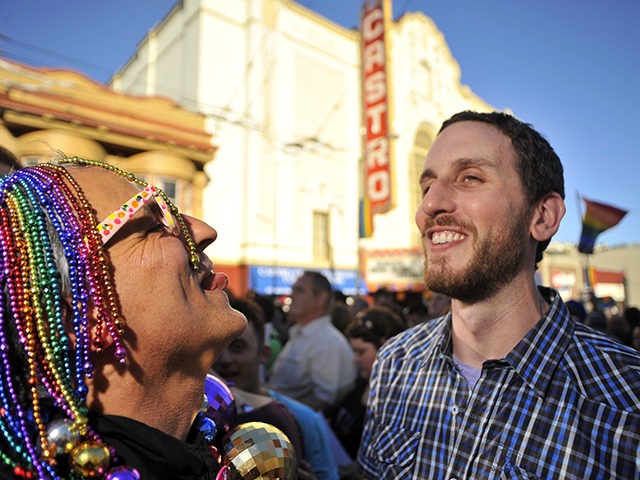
[0,160,202,479]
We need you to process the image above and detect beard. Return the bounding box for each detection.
[423,207,530,303]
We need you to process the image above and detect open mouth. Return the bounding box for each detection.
[431,230,466,245]
[201,271,229,291]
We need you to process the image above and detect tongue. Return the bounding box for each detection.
[211,272,229,290]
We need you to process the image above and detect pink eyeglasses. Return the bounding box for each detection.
[96,185,180,244]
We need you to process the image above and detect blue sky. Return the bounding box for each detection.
[1,0,638,247]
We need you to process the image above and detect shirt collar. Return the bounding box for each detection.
[430,287,574,399]
[435,313,454,355]
[504,286,574,399]
[289,314,331,337]
[91,413,219,479]
[418,313,452,368]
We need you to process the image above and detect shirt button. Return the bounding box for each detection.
[451,405,459,415]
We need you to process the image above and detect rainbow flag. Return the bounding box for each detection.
[359,196,373,238]
[577,197,627,254]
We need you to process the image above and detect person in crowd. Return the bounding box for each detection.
[347,295,370,320]
[625,306,640,351]
[607,312,632,346]
[268,271,357,411]
[565,299,587,322]
[371,288,394,308]
[584,308,608,333]
[632,325,640,352]
[0,157,247,479]
[403,301,429,327]
[213,296,339,480]
[358,111,640,478]
[371,287,405,319]
[426,291,451,320]
[213,297,305,464]
[328,306,405,463]
[246,290,285,379]
[624,306,640,333]
[330,301,352,334]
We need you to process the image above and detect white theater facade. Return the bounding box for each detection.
[110,0,638,306]
[110,0,490,299]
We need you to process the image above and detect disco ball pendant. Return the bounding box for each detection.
[221,422,297,480]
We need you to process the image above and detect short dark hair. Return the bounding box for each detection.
[303,270,333,297]
[346,306,406,348]
[440,111,565,263]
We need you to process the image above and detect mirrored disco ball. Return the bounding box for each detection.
[221,422,297,480]
[204,373,237,435]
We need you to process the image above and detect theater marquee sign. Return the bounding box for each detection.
[364,249,424,292]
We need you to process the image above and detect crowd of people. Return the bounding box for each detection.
[1,110,639,479]
[220,273,640,479]
[566,297,640,351]
[214,274,448,479]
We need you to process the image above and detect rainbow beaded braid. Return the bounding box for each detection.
[0,158,194,479]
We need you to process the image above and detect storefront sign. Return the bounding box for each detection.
[249,266,364,295]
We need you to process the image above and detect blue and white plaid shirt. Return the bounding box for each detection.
[358,287,640,479]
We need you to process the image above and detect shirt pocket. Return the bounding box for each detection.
[362,424,420,477]
[493,444,539,480]
[499,465,539,480]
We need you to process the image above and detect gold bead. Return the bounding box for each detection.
[70,441,111,477]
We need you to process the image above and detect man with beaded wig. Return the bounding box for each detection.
[0,157,247,479]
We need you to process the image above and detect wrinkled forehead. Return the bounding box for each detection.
[66,166,139,219]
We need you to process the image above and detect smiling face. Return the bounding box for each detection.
[415,121,533,303]
[73,167,247,384]
[213,319,265,393]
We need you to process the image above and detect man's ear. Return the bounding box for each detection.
[530,192,566,243]
[315,290,331,310]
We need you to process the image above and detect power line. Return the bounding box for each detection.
[0,34,113,77]
[0,2,352,154]
[396,0,417,18]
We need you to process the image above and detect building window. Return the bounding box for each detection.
[137,174,192,214]
[313,210,330,262]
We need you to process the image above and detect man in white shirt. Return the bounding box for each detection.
[268,271,357,411]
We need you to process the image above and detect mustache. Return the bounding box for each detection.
[420,215,478,242]
[423,215,470,232]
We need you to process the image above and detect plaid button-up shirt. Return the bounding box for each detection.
[358,288,640,479]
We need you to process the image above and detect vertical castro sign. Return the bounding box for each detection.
[361,0,391,214]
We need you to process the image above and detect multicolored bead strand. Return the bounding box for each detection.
[0,161,146,479]
[0,157,206,478]
[32,164,126,363]
[0,173,70,479]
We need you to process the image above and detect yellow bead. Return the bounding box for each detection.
[70,441,111,477]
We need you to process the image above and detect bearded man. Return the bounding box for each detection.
[358,111,640,479]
